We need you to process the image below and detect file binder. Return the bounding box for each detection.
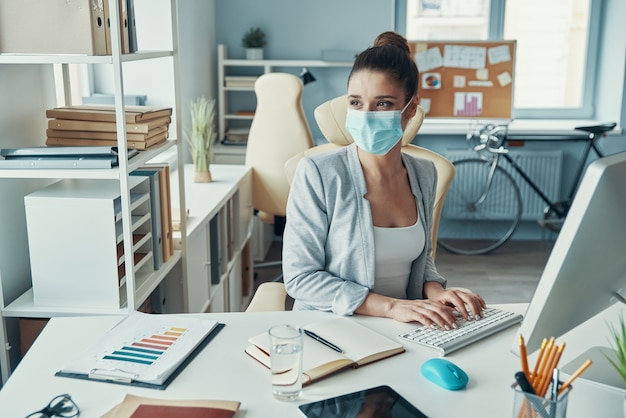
[130,169,164,270]
[127,0,139,53]
[103,0,130,54]
[0,0,107,55]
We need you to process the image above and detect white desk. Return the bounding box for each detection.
[0,304,623,417]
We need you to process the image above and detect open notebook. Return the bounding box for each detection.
[245,317,405,385]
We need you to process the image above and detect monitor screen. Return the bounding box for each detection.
[514,151,626,367]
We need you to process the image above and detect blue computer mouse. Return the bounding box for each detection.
[420,358,469,390]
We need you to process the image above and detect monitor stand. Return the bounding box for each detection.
[561,346,626,394]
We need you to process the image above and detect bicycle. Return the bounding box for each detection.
[437,121,617,255]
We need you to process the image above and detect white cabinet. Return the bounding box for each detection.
[169,164,253,314]
[0,0,186,383]
[25,177,153,309]
[215,44,352,162]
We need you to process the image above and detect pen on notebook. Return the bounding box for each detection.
[557,359,592,395]
[304,329,344,353]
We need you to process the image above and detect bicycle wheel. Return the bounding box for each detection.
[437,158,522,255]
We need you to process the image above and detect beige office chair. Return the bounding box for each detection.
[245,72,314,280]
[246,94,457,312]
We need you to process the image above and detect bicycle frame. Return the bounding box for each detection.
[500,152,567,218]
[491,134,606,219]
[438,122,617,255]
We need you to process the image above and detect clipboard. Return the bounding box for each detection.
[54,316,225,390]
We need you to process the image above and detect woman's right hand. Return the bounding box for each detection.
[387,298,460,329]
[356,293,460,330]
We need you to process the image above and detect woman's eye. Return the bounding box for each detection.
[376,101,392,109]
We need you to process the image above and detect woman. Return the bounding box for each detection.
[282,32,485,330]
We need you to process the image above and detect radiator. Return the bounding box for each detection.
[443,150,563,220]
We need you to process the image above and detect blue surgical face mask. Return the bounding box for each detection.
[345,100,412,155]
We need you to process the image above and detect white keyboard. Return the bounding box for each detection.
[399,307,523,355]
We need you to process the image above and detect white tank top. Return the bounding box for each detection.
[372,219,425,298]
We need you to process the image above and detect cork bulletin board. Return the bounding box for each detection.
[409,40,516,119]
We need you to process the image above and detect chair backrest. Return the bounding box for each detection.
[245,73,314,221]
[284,95,454,259]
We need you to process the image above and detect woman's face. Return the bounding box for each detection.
[347,70,415,128]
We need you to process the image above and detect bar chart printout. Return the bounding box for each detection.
[454,92,483,117]
[57,312,219,386]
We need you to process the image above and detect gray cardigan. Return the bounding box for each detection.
[282,143,446,315]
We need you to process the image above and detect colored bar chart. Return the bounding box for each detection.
[454,92,483,117]
[102,327,187,366]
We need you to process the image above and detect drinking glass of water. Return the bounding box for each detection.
[268,324,304,401]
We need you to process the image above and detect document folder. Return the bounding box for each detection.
[55,313,225,390]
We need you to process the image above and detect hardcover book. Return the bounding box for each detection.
[46,105,172,123]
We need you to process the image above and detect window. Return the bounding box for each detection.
[406,0,491,40]
[406,0,597,118]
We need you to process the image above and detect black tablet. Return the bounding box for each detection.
[298,385,428,418]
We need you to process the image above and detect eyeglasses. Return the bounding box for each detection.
[25,394,80,418]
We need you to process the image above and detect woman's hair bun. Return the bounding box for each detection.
[372,31,410,56]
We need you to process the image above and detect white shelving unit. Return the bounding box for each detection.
[0,1,186,383]
[169,164,253,314]
[216,44,352,162]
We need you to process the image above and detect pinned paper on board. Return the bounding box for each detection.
[468,80,493,87]
[453,76,466,88]
[488,45,512,65]
[497,71,513,87]
[422,73,442,89]
[444,45,486,69]
[415,47,443,72]
[454,92,483,117]
[476,68,489,80]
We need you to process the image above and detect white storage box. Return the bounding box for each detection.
[25,177,153,308]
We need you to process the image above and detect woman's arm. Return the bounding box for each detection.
[282,157,369,315]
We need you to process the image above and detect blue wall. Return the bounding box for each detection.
[215,0,395,142]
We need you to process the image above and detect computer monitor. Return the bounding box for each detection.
[513,151,626,389]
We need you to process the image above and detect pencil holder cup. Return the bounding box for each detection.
[511,383,571,418]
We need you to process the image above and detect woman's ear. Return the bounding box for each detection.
[403,95,418,120]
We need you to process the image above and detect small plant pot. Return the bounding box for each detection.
[246,48,264,60]
[194,169,212,183]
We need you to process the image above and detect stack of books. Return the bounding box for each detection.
[224,76,258,88]
[223,128,250,145]
[45,105,172,150]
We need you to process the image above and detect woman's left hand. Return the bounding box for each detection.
[424,283,487,321]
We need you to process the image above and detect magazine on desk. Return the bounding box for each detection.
[56,312,224,390]
[101,394,240,418]
[245,317,405,385]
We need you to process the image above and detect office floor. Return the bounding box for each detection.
[251,239,555,309]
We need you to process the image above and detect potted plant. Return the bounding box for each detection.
[605,315,626,416]
[184,96,216,182]
[241,27,266,60]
